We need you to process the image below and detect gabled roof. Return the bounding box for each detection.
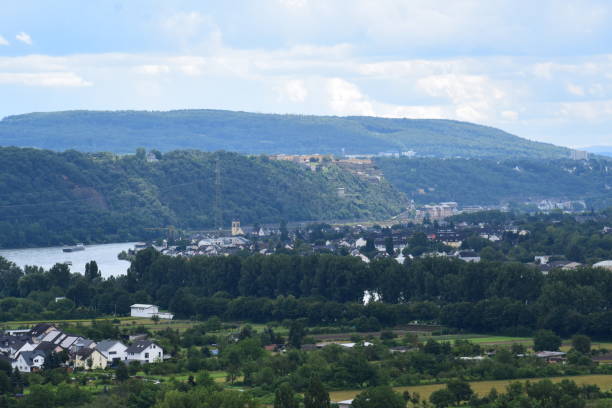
[19,350,46,366]
[130,304,157,309]
[30,323,55,337]
[125,340,154,354]
[35,341,58,353]
[75,347,94,358]
[96,340,126,352]
[41,330,64,344]
[0,335,28,350]
[74,338,95,349]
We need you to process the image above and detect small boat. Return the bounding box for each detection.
[62,243,85,253]
[63,261,73,266]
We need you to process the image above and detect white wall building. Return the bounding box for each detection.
[13,351,45,372]
[96,340,128,365]
[125,340,163,364]
[130,304,174,320]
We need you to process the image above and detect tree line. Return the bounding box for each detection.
[3,248,612,337]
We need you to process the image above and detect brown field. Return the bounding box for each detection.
[329,375,612,402]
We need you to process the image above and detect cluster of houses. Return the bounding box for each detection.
[0,323,164,373]
[130,215,612,273]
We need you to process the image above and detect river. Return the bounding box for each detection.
[0,242,136,278]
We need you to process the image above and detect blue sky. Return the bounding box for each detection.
[1,0,612,147]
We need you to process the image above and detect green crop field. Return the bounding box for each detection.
[429,334,532,345]
[329,375,612,402]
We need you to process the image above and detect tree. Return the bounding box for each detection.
[304,376,330,408]
[196,370,215,388]
[533,329,562,351]
[274,382,298,408]
[447,379,474,404]
[288,319,306,349]
[429,389,455,408]
[384,237,394,256]
[48,263,71,289]
[115,362,129,382]
[43,350,69,370]
[352,386,405,408]
[0,371,12,394]
[84,261,101,281]
[571,334,591,354]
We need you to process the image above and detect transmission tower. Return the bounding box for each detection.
[214,157,223,230]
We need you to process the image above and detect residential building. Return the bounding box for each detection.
[125,340,163,364]
[96,340,128,365]
[13,350,46,372]
[72,348,108,370]
[29,323,58,341]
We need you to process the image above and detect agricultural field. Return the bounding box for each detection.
[427,334,533,346]
[0,317,216,333]
[329,375,612,402]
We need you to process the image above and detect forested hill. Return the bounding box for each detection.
[0,147,406,248]
[377,157,612,208]
[0,109,569,159]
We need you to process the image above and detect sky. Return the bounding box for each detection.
[1,0,612,148]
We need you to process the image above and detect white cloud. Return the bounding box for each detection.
[278,0,309,8]
[501,110,519,120]
[1,44,612,145]
[0,72,91,87]
[416,74,507,121]
[15,32,32,45]
[566,83,585,96]
[278,79,308,102]
[558,100,612,121]
[0,35,8,46]
[160,11,222,50]
[133,64,170,75]
[326,78,374,116]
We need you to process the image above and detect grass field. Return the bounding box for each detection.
[329,375,612,402]
[0,317,203,333]
[428,334,533,346]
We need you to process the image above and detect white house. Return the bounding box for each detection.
[15,341,37,358]
[95,340,127,365]
[130,304,174,320]
[125,340,163,364]
[13,350,46,372]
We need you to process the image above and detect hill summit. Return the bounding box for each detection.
[0,109,568,159]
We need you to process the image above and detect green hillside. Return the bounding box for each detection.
[0,109,569,159]
[377,157,612,208]
[0,147,406,248]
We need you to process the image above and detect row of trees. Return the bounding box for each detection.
[3,247,612,337]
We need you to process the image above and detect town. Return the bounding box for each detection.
[131,209,612,275]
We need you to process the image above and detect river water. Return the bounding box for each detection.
[0,242,136,278]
